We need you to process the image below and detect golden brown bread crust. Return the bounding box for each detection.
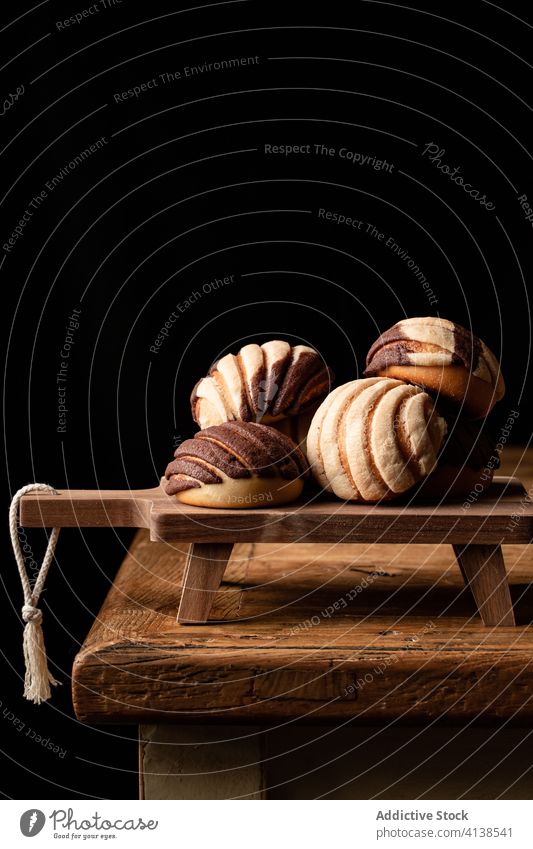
[372,364,497,420]
[365,318,505,419]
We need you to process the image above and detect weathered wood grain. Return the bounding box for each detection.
[70,448,533,722]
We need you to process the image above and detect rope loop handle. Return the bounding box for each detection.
[9,484,61,704]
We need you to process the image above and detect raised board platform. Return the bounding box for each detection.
[20,476,533,628]
[19,477,533,544]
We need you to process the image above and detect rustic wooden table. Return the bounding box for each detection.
[62,447,533,799]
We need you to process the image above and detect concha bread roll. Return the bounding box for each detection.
[307,377,447,501]
[365,317,505,419]
[164,421,309,508]
[191,341,333,429]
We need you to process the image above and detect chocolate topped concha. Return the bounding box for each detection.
[365,317,505,419]
[165,421,310,508]
[307,377,447,502]
[191,341,333,429]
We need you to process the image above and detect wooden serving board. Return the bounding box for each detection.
[19,476,533,544]
[19,476,533,628]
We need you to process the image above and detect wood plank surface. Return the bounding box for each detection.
[18,474,533,544]
[72,449,533,723]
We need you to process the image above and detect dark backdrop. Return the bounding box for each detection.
[2,0,532,798]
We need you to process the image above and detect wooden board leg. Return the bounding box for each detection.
[453,544,515,627]
[177,542,234,624]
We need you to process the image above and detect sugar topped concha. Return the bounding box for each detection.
[307,377,447,502]
[191,341,333,429]
[364,317,505,419]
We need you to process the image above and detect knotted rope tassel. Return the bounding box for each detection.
[9,484,61,704]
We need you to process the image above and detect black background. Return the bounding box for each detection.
[1,0,532,798]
